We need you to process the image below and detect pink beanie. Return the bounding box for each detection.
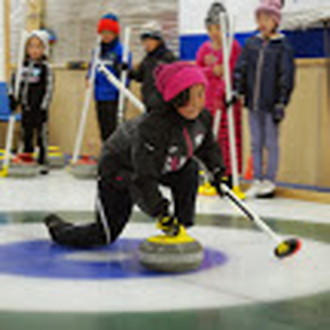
[155,62,208,102]
[256,0,283,25]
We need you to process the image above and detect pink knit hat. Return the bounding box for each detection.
[256,0,283,25]
[155,62,208,102]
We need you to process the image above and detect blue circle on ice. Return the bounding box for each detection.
[0,239,227,279]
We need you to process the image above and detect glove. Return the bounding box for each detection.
[273,104,285,124]
[157,215,180,237]
[211,167,227,197]
[116,62,130,73]
[9,95,18,113]
[121,62,130,71]
[225,91,241,109]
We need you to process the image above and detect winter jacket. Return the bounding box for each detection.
[98,107,225,218]
[130,44,177,111]
[92,39,131,102]
[196,40,241,112]
[234,34,295,112]
[9,58,54,121]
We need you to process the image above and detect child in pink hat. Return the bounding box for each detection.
[233,0,295,198]
[44,62,227,247]
[256,0,283,26]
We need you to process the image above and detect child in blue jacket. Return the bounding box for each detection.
[90,13,130,141]
[234,0,295,198]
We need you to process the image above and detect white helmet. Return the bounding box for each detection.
[140,21,163,40]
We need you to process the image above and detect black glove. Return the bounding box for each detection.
[115,62,130,73]
[211,167,227,197]
[121,62,130,71]
[157,215,180,237]
[225,92,241,109]
[9,95,18,113]
[273,104,285,124]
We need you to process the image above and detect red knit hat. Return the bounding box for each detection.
[155,62,208,102]
[97,13,120,34]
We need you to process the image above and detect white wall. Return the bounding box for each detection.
[0,0,6,81]
[285,0,330,11]
[180,0,260,35]
[179,0,330,36]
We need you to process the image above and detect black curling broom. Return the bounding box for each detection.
[220,184,302,259]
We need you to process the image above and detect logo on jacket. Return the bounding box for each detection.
[168,145,179,154]
[195,133,205,148]
[22,67,42,84]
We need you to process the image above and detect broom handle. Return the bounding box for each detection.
[118,27,131,124]
[14,27,29,99]
[213,108,222,137]
[220,13,240,190]
[220,184,282,244]
[99,63,145,113]
[72,40,100,164]
[2,115,16,172]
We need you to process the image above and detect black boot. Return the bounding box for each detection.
[44,214,71,242]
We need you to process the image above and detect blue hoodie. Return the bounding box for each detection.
[91,38,132,102]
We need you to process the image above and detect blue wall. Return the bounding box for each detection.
[0,82,10,117]
[180,27,330,60]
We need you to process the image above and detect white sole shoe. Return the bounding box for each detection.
[245,180,262,199]
[257,180,276,198]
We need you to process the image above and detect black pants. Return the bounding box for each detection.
[96,100,119,142]
[50,160,199,249]
[22,113,48,165]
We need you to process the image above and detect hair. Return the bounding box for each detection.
[169,89,191,108]
[205,2,227,26]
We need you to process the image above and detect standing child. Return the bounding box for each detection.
[196,2,243,187]
[44,63,226,248]
[8,30,54,175]
[91,13,131,142]
[234,0,295,198]
[130,21,177,112]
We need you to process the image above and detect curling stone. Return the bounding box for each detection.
[139,227,204,273]
[9,153,39,178]
[69,155,98,179]
[47,146,66,168]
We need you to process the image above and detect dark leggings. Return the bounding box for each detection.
[96,100,119,142]
[49,160,199,249]
[22,114,48,165]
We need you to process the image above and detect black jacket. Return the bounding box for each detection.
[130,44,176,111]
[9,58,54,118]
[234,34,295,112]
[99,108,225,217]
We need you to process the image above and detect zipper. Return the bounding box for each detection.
[253,41,268,111]
[183,127,194,158]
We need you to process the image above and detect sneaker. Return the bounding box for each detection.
[245,180,262,198]
[257,180,276,198]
